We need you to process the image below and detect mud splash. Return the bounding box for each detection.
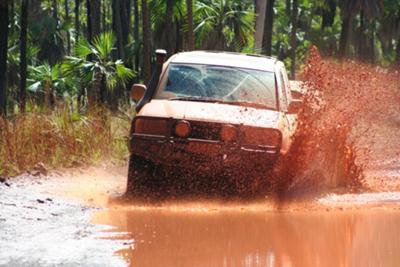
[273,47,400,197]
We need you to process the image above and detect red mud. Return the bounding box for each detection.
[275,47,400,197]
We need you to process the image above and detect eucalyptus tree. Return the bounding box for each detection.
[65,0,71,54]
[290,0,298,78]
[86,0,101,45]
[142,0,151,84]
[133,0,140,74]
[262,0,275,56]
[338,0,382,60]
[186,0,195,50]
[149,0,186,56]
[20,0,28,112]
[75,0,80,42]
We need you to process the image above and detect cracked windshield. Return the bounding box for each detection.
[156,64,277,109]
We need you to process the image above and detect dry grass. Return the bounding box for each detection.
[0,107,130,177]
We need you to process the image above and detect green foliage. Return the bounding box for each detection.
[194,0,255,50]
[62,32,135,93]
[2,0,399,115]
[27,62,74,97]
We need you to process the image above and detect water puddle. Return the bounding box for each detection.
[92,204,400,267]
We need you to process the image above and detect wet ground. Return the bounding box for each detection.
[1,163,400,267]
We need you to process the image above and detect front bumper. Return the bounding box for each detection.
[130,134,280,172]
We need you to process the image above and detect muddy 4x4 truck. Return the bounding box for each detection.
[127,50,302,197]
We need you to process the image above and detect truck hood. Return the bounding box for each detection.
[139,99,282,129]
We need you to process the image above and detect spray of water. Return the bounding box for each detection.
[272,46,400,199]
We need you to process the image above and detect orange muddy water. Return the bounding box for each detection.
[92,204,400,267]
[2,165,400,267]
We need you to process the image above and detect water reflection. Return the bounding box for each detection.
[92,207,400,267]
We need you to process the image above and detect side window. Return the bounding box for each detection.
[278,69,288,111]
[281,67,292,103]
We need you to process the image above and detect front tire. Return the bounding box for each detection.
[126,155,165,199]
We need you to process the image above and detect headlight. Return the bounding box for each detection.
[241,127,281,147]
[220,124,237,142]
[134,117,169,136]
[174,120,191,138]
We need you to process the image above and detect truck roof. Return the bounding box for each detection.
[169,51,278,73]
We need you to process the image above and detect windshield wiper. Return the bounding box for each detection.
[223,101,276,111]
[169,96,224,103]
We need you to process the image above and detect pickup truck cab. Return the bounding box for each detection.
[127,51,301,197]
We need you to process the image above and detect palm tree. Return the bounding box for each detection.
[0,0,8,116]
[62,32,134,107]
[194,0,255,51]
[27,63,67,108]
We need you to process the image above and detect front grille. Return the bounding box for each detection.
[174,120,221,141]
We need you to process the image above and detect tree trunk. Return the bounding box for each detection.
[186,0,194,51]
[19,0,28,113]
[122,0,131,48]
[142,0,151,85]
[44,81,52,109]
[9,0,14,34]
[321,0,336,29]
[87,0,101,43]
[133,0,140,78]
[290,0,298,79]
[357,10,366,61]
[262,0,275,56]
[52,0,58,21]
[396,38,400,65]
[339,15,351,58]
[254,0,266,52]
[87,72,102,107]
[75,0,80,42]
[87,0,102,105]
[101,0,107,31]
[112,0,124,59]
[165,0,174,56]
[0,0,8,116]
[65,0,71,55]
[368,20,375,63]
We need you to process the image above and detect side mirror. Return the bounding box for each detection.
[287,99,303,114]
[130,84,147,102]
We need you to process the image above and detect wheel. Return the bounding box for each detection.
[125,155,166,199]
